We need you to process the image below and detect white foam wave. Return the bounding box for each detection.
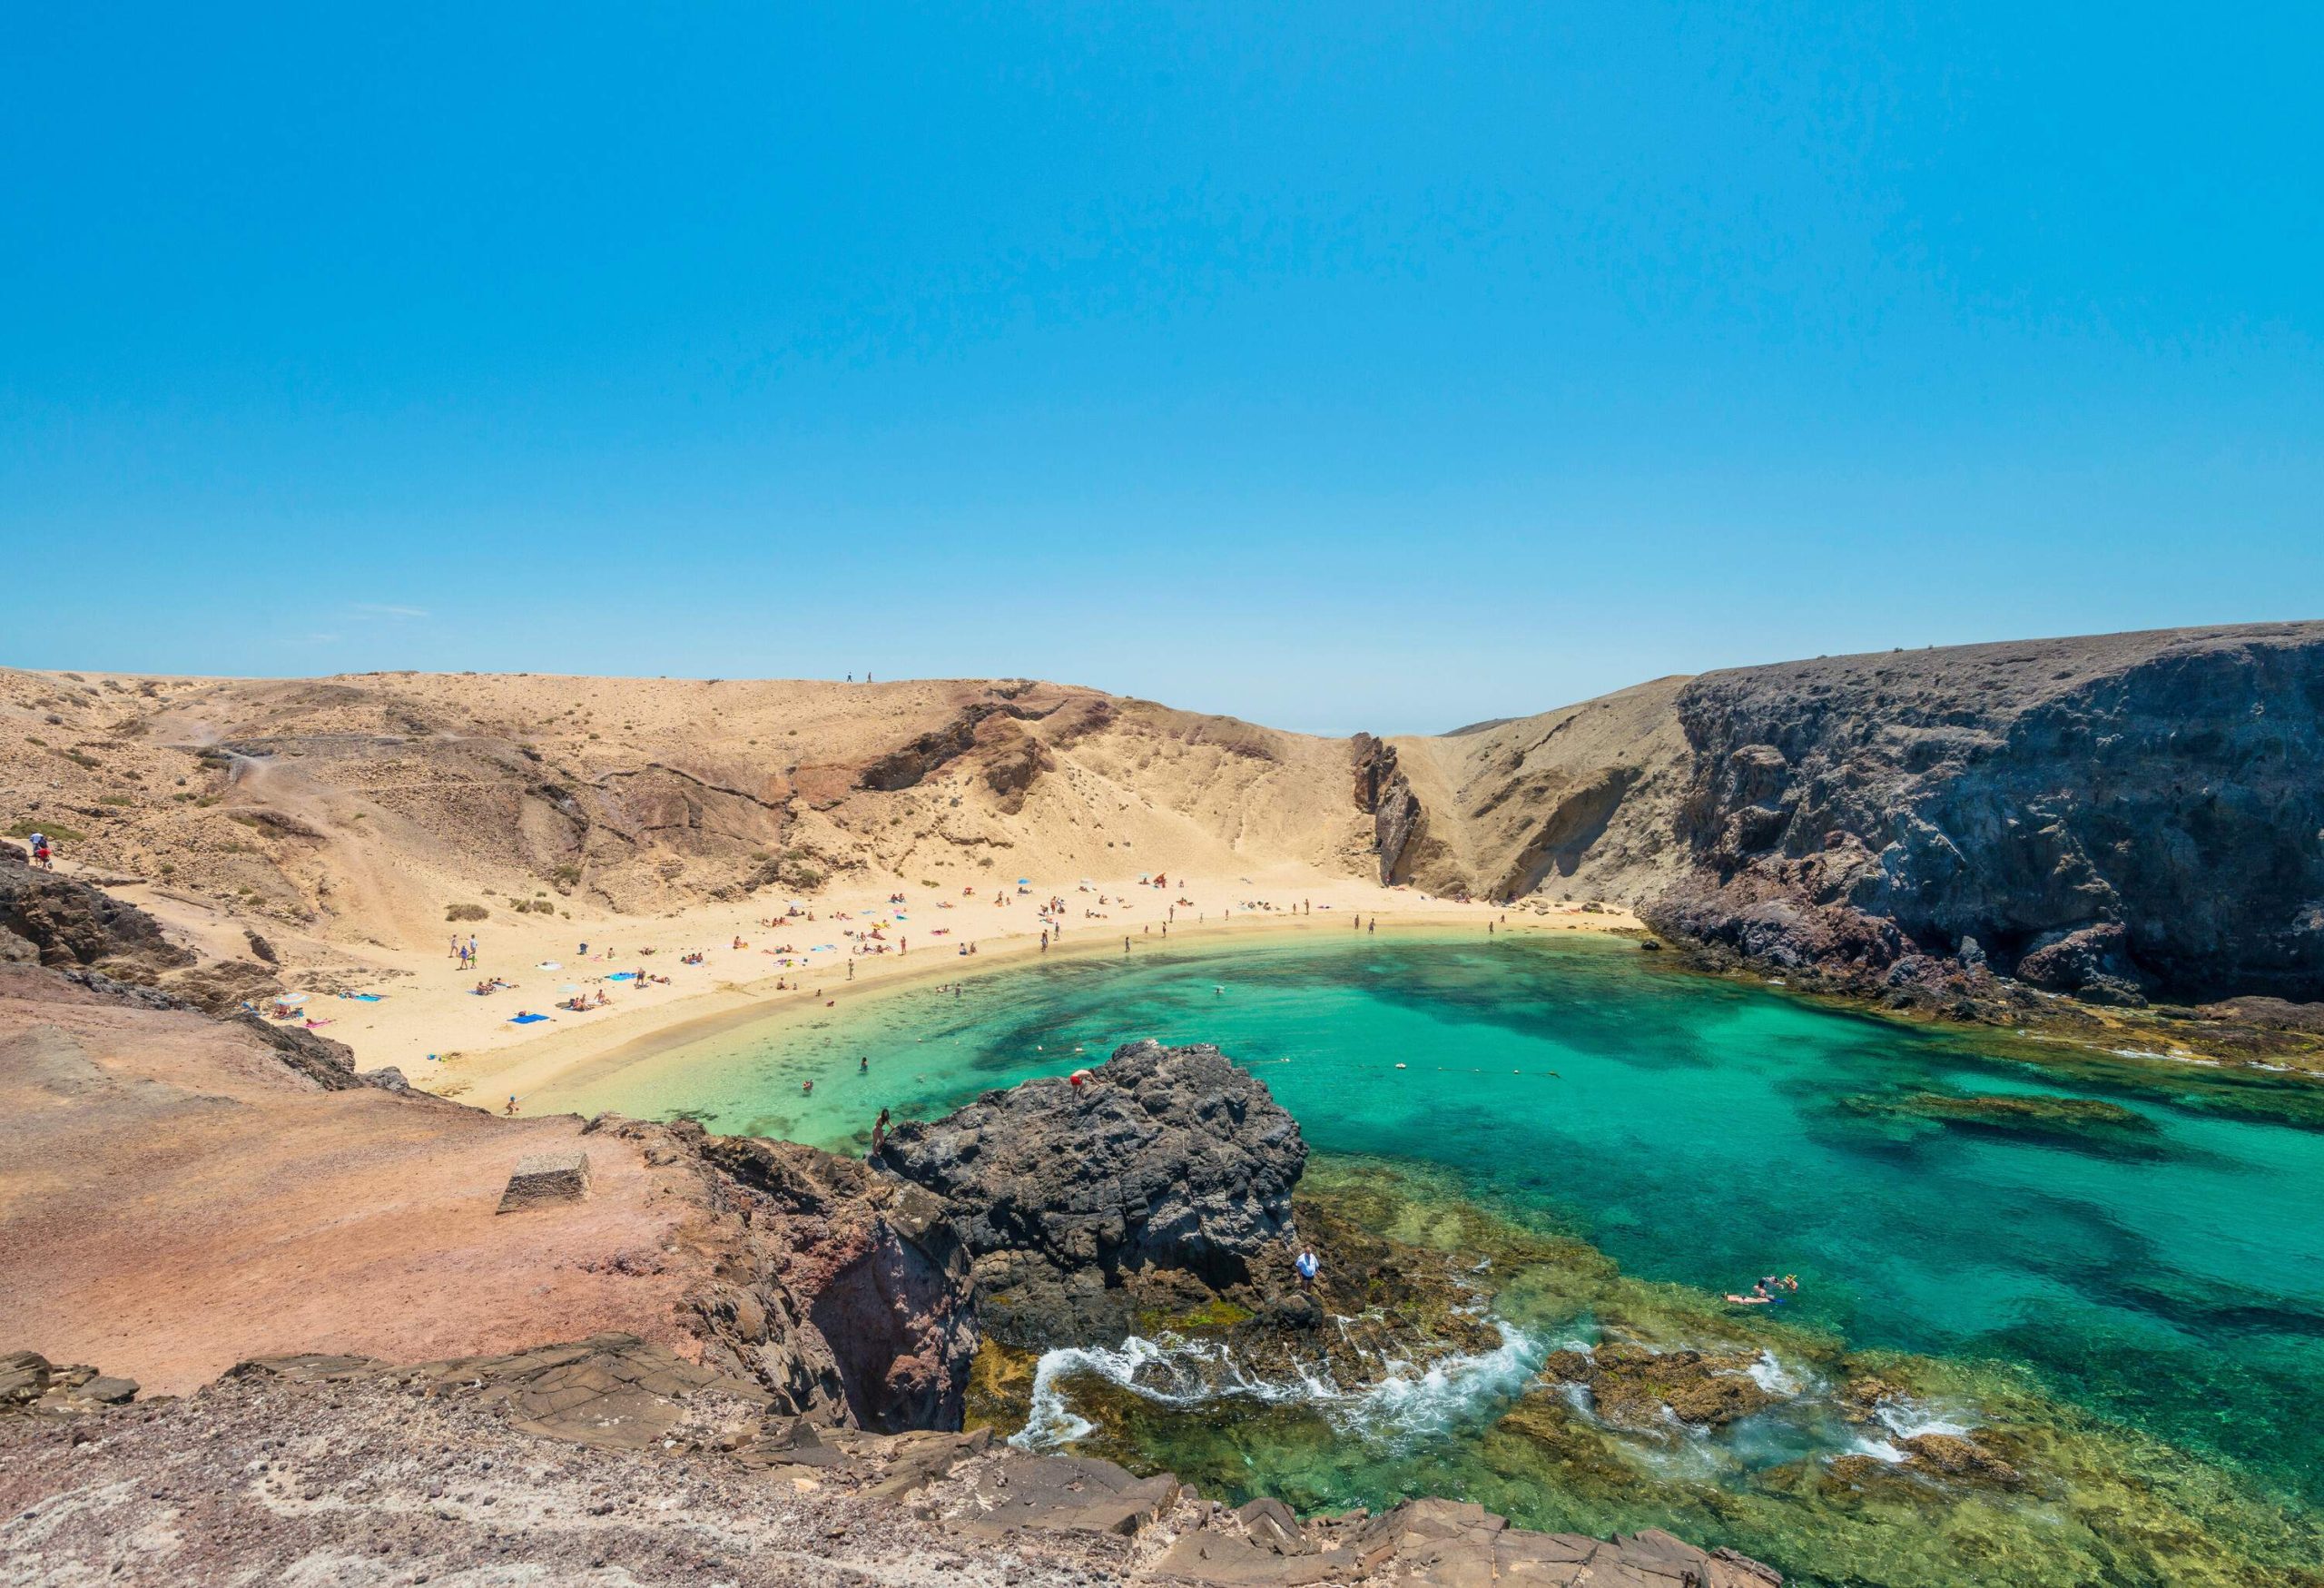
[1744,1349,1800,1396]
[1846,1395,1974,1464]
[1009,1320,1546,1452]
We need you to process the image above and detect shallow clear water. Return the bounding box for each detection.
[549,935,2324,1583]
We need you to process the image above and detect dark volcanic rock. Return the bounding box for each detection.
[598,1119,978,1432]
[0,851,193,981]
[1643,624,2324,1004]
[1353,733,1425,884]
[873,1041,1309,1346]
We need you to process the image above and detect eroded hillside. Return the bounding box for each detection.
[0,671,1376,948]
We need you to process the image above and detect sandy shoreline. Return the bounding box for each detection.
[113,864,1640,1113]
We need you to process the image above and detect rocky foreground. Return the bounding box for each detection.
[1,1336,1779,1588]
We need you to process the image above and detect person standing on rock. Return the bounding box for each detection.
[1295,1248,1321,1289]
[871,1107,891,1154]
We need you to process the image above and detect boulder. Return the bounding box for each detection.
[1900,1430,2026,1489]
[872,1040,1309,1346]
[495,1149,592,1213]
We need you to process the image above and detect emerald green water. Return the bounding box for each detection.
[549,935,2324,1585]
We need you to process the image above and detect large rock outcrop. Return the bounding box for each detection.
[1364,624,2324,1005]
[1644,623,2324,1004]
[0,846,193,980]
[598,1119,978,1433]
[872,1041,1310,1346]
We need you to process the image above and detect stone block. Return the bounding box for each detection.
[496,1149,591,1213]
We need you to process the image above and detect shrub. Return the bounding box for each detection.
[445,902,489,922]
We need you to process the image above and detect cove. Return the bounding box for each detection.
[545,934,2324,1585]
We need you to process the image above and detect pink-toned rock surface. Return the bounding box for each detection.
[0,967,702,1395]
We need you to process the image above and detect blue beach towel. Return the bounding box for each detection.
[606,972,638,981]
[346,992,385,1002]
[508,1012,550,1024]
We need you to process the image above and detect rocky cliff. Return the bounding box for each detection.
[1374,623,2324,1007]
[872,1040,1312,1346]
[610,1119,979,1433]
[1644,623,2324,1005]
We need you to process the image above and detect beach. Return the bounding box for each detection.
[108,861,1641,1112]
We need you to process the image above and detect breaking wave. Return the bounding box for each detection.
[1010,1320,1547,1452]
[1846,1395,1976,1464]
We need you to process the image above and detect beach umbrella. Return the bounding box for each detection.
[275,992,309,1005]
[1017,877,1030,885]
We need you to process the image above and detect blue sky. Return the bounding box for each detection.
[5,4,2318,735]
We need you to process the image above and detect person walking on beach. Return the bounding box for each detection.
[504,1095,519,1116]
[1123,936,1130,956]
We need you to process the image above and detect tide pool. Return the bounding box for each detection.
[547,934,2324,1585]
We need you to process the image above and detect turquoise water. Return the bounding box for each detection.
[551,934,2324,1583]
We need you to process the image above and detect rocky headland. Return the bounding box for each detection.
[1372,622,2324,1022]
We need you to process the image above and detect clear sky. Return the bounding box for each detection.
[5,5,2318,735]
